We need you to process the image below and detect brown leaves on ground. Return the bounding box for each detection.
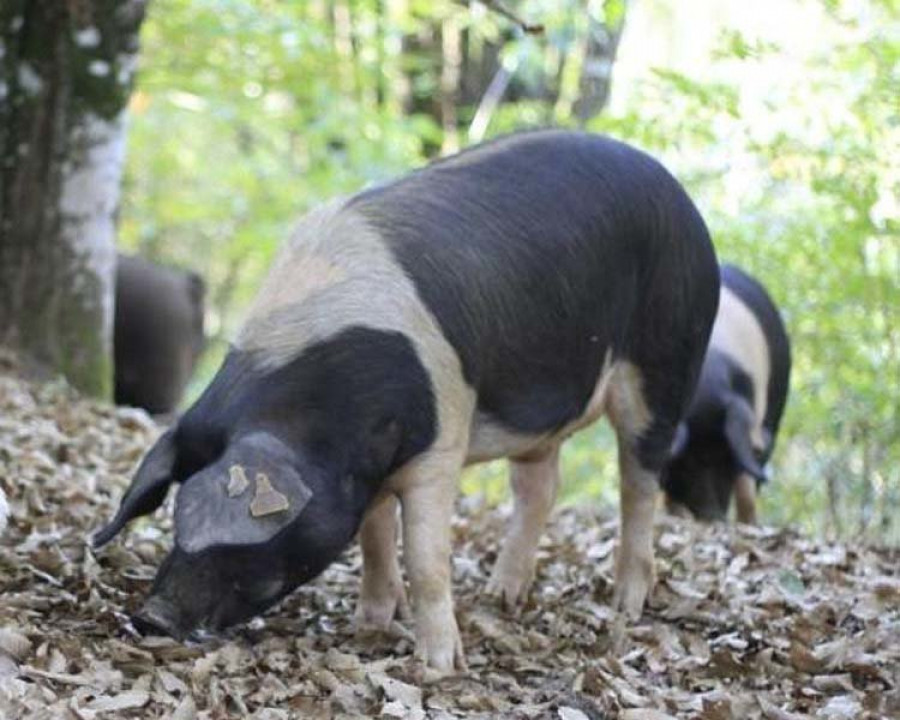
[0,364,898,719]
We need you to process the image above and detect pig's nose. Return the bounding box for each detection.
[132,597,181,639]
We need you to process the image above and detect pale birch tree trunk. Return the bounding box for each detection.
[0,0,147,398]
[573,0,627,125]
[440,16,462,155]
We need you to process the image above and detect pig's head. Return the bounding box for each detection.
[661,395,768,521]
[93,427,383,639]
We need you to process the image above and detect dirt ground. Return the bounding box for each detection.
[1,363,898,719]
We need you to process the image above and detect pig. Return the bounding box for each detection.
[661,264,791,524]
[114,254,206,415]
[93,130,720,672]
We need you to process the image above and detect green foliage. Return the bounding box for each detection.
[591,0,900,541]
[121,0,899,542]
[122,0,439,342]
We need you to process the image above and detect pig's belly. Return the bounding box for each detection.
[465,352,616,464]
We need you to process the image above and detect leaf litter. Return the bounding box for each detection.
[0,361,898,719]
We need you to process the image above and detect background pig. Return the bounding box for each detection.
[661,264,791,523]
[94,130,720,672]
[114,255,206,415]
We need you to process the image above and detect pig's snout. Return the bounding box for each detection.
[132,597,183,639]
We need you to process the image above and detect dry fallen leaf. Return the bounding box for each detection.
[558,707,591,720]
[0,627,32,662]
[619,711,679,720]
[84,689,151,712]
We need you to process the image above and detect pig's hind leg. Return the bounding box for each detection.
[356,494,411,630]
[607,363,663,619]
[610,434,659,618]
[734,473,758,525]
[607,356,707,618]
[486,446,561,608]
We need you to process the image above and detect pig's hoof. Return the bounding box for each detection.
[415,620,467,675]
[485,565,533,609]
[612,556,655,619]
[355,585,411,631]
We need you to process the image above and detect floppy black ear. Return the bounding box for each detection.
[174,432,314,554]
[724,397,766,482]
[668,422,690,458]
[92,429,179,547]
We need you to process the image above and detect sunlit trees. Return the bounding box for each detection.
[593,0,899,540]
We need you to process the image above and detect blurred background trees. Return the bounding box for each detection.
[1,0,148,397]
[108,0,900,543]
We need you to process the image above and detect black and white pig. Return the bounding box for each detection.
[94,130,720,672]
[114,254,206,415]
[661,264,791,524]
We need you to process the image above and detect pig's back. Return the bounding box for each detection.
[719,265,791,439]
[350,130,717,439]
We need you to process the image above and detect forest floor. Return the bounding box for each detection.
[1,362,898,720]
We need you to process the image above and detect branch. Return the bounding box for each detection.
[468,56,519,142]
[460,0,544,35]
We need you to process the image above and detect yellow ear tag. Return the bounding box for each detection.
[227,465,250,497]
[250,473,290,517]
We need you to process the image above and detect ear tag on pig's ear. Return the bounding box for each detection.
[227,465,250,497]
[174,433,313,553]
[249,473,290,517]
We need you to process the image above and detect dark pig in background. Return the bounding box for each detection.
[662,264,791,524]
[94,131,720,672]
[114,255,206,415]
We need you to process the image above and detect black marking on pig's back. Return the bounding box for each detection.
[720,265,791,446]
[350,130,720,452]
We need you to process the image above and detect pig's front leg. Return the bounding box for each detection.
[356,493,410,629]
[664,493,692,519]
[398,455,466,673]
[487,446,560,607]
[612,435,657,618]
[733,472,758,525]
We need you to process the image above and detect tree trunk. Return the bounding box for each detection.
[858,426,873,537]
[440,16,462,154]
[573,0,627,125]
[0,0,147,398]
[826,461,842,540]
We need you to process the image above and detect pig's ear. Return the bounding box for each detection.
[668,422,690,458]
[724,397,766,482]
[92,430,178,548]
[173,433,314,554]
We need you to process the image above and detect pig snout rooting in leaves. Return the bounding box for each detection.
[95,426,382,639]
[661,264,791,524]
[94,130,722,672]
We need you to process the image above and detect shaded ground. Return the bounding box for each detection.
[1,364,898,719]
